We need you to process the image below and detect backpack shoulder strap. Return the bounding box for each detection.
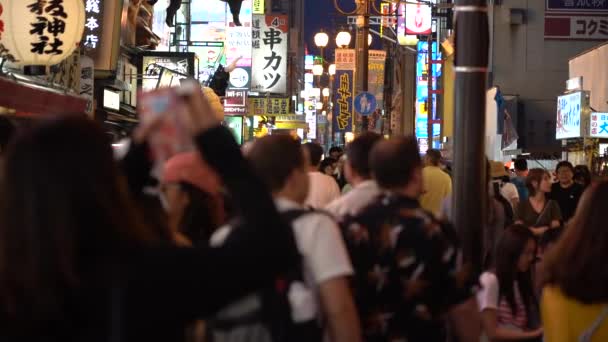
[579,305,608,342]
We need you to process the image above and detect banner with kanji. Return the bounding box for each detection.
[248,98,290,116]
[251,14,288,94]
[333,70,355,133]
[368,50,386,110]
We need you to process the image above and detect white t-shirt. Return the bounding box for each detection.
[477,272,529,331]
[305,172,341,209]
[210,197,354,323]
[325,180,381,219]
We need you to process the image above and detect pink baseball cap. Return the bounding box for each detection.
[162,152,221,194]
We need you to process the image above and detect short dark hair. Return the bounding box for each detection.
[346,132,382,179]
[303,142,324,167]
[319,157,337,172]
[514,158,528,172]
[370,136,421,190]
[426,149,442,166]
[247,135,305,193]
[556,161,574,173]
[329,146,343,155]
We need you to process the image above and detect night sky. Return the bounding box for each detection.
[304,0,380,60]
[304,0,350,59]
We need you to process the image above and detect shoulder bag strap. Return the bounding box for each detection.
[578,305,608,342]
[533,200,552,227]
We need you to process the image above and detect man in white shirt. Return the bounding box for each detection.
[244,134,360,342]
[303,142,341,208]
[326,132,382,220]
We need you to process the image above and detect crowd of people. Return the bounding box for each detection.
[0,86,606,342]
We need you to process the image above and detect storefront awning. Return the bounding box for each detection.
[0,76,87,116]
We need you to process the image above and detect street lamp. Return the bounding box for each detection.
[368,33,373,46]
[322,88,330,97]
[312,64,324,76]
[314,31,330,60]
[328,64,336,76]
[336,31,352,48]
[314,31,329,48]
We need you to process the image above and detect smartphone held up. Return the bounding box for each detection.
[137,79,201,175]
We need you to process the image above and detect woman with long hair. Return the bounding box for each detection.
[0,88,298,341]
[542,182,608,341]
[477,225,543,341]
[514,168,562,236]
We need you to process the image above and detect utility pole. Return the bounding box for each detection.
[452,0,489,275]
[355,0,370,132]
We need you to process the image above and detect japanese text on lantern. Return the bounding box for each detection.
[336,73,352,130]
[83,0,102,50]
[27,0,68,55]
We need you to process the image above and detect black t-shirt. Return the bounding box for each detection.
[549,182,584,222]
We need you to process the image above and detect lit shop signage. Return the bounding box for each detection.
[83,0,103,55]
[253,0,264,14]
[251,15,288,94]
[556,91,584,140]
[405,1,432,35]
[590,113,608,138]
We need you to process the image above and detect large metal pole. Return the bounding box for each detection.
[355,0,370,132]
[452,0,489,275]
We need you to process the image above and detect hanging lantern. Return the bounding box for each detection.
[0,0,85,74]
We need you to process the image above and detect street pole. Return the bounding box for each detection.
[452,0,489,275]
[355,0,370,133]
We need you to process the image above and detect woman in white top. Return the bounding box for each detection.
[477,224,543,341]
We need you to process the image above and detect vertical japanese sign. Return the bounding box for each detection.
[226,27,252,90]
[83,0,103,55]
[253,0,264,14]
[545,0,608,40]
[224,1,251,116]
[79,55,94,116]
[333,49,356,133]
[368,50,386,110]
[251,14,288,94]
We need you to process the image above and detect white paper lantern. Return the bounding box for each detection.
[0,0,85,69]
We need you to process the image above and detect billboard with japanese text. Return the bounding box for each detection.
[251,15,288,94]
[545,0,608,40]
[556,91,583,140]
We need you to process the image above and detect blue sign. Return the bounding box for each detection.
[416,117,441,139]
[354,92,377,116]
[332,70,355,133]
[590,113,608,138]
[547,0,608,12]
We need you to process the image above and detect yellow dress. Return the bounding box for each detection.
[541,286,608,342]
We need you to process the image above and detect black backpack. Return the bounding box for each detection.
[205,209,323,342]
